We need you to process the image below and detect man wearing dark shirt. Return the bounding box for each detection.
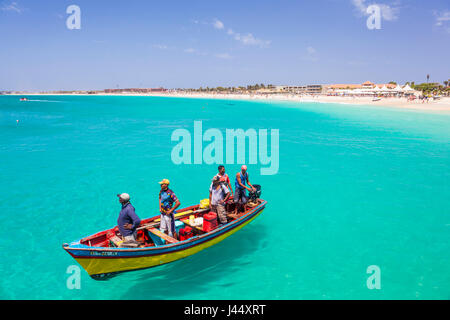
[117,193,141,244]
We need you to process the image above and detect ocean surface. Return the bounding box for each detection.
[0,95,449,300]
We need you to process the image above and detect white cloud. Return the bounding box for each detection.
[231,31,271,48]
[213,18,224,30]
[184,48,208,56]
[306,46,316,55]
[208,18,271,48]
[352,0,367,15]
[351,0,399,21]
[153,44,168,50]
[301,46,318,62]
[1,1,23,13]
[434,10,450,27]
[378,4,398,21]
[433,10,450,34]
[215,53,232,59]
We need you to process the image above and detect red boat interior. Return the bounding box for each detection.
[79,199,262,248]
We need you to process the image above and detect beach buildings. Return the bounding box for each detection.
[275,85,325,94]
[306,85,323,94]
[325,81,396,91]
[324,81,420,97]
[103,87,168,94]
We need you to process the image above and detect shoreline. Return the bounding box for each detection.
[5,92,450,113]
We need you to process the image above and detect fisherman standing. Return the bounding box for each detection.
[159,179,180,239]
[117,193,141,244]
[216,165,233,196]
[209,175,231,225]
[234,165,255,214]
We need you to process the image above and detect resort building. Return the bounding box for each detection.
[325,81,396,91]
[324,81,419,97]
[275,85,325,94]
[326,84,362,90]
[362,81,375,89]
[306,85,323,94]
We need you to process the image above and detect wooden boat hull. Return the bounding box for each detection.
[63,200,266,279]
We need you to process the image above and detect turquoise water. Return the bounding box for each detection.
[0,95,449,299]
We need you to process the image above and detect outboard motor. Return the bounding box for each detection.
[248,184,261,203]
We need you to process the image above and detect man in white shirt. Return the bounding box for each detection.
[209,175,231,225]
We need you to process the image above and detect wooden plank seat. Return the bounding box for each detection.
[147,228,179,244]
[136,208,210,231]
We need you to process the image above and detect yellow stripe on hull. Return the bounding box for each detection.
[76,209,263,276]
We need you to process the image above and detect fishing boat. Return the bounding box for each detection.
[63,198,267,279]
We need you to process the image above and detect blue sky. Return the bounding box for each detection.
[0,0,449,91]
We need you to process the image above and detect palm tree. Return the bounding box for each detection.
[444,80,449,88]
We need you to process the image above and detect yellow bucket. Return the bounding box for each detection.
[199,198,210,209]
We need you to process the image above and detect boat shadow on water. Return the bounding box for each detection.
[116,222,268,299]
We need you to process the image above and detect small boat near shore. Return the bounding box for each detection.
[20,97,28,101]
[63,198,267,279]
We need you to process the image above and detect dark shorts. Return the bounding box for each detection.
[234,188,248,205]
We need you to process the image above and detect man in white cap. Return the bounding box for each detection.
[117,193,141,244]
[234,165,255,214]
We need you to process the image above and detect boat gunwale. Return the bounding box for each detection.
[63,200,267,254]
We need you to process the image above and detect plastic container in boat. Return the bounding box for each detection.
[203,212,218,232]
[179,226,194,241]
[194,217,203,226]
[175,220,185,234]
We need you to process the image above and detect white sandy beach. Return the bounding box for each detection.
[161,92,450,112]
[9,92,450,113]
